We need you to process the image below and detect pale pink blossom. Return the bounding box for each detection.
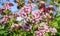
[50,28,57,35]
[11,24,21,28]
[35,30,45,36]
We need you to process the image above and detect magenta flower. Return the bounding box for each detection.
[39,1,45,9]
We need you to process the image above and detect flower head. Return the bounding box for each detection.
[22,23,32,32]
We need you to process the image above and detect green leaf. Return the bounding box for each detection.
[0,30,5,34]
[50,1,54,5]
[54,0,58,2]
[58,0,60,3]
[30,13,33,18]
[52,22,58,28]
[5,10,11,15]
[45,33,49,36]
[56,17,60,21]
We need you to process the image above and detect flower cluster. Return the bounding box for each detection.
[0,0,58,36]
[18,1,54,23]
[35,22,57,36]
[3,2,13,10]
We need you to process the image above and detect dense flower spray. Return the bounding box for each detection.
[0,0,58,36]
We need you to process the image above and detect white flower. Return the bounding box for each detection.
[16,17,24,22]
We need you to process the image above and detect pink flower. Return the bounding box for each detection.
[19,6,43,23]
[50,28,57,35]
[26,11,42,23]
[18,4,33,18]
[49,10,53,14]
[3,3,13,10]
[35,30,45,36]
[54,2,58,5]
[0,15,10,23]
[23,4,32,14]
[48,5,54,11]
[38,22,50,33]
[44,27,50,33]
[39,1,45,9]
[11,24,21,28]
